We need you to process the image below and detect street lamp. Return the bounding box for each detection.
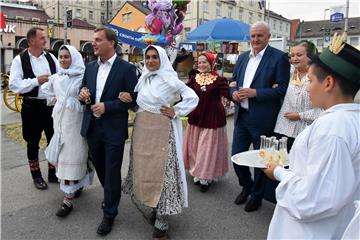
[322,8,330,50]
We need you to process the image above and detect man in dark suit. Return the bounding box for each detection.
[79,27,137,235]
[229,21,290,212]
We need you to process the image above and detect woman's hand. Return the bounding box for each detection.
[284,112,300,121]
[160,105,175,119]
[118,92,132,103]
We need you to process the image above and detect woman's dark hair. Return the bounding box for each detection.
[59,45,69,52]
[295,40,318,62]
[311,58,359,98]
[145,45,158,55]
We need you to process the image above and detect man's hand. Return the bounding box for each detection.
[284,112,300,121]
[91,103,105,116]
[160,105,175,119]
[237,88,256,100]
[79,87,90,102]
[263,162,279,181]
[37,75,49,85]
[118,92,132,103]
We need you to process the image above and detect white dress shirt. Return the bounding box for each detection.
[9,51,59,99]
[95,54,117,103]
[268,103,360,239]
[241,45,268,109]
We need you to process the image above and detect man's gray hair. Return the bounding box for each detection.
[250,21,270,33]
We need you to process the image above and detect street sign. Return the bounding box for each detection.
[66,9,72,28]
[325,36,331,42]
[330,12,344,22]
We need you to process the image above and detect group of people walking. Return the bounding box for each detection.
[9,19,360,240]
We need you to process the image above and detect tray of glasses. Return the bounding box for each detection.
[231,150,289,168]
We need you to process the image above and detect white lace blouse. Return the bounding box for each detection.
[274,75,323,138]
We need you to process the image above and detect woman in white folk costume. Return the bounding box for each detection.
[121,45,198,239]
[274,40,323,151]
[41,45,93,217]
[264,33,360,239]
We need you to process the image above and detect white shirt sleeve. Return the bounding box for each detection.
[173,80,199,117]
[274,135,356,222]
[9,55,39,94]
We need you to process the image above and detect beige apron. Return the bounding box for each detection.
[132,111,171,208]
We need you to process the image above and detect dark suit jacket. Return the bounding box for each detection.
[80,57,137,142]
[230,46,290,130]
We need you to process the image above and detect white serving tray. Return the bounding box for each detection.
[231,150,288,168]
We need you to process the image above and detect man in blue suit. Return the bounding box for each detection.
[79,28,137,235]
[230,21,290,212]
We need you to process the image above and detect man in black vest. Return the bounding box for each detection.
[9,27,59,190]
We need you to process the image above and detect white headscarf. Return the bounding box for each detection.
[58,45,85,77]
[134,45,179,93]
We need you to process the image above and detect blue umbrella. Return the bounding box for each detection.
[186,18,250,42]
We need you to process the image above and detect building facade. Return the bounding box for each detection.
[0,2,96,73]
[295,17,360,52]
[32,0,126,27]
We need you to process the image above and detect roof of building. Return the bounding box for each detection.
[297,17,360,38]
[265,10,291,23]
[1,5,50,22]
[72,18,96,29]
[126,1,151,15]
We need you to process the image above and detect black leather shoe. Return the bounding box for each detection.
[33,177,48,190]
[56,203,73,217]
[152,227,168,239]
[48,173,58,183]
[96,217,114,236]
[234,188,250,205]
[74,187,83,199]
[200,184,210,192]
[244,197,262,212]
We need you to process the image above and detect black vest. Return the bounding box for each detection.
[20,49,57,97]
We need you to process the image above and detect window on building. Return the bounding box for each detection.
[216,3,221,17]
[350,37,359,46]
[187,3,191,13]
[184,27,191,32]
[122,12,132,22]
[250,0,254,6]
[76,0,80,4]
[101,12,105,23]
[280,22,283,31]
[76,9,81,18]
[317,38,323,47]
[273,19,277,30]
[239,8,243,21]
[288,24,290,33]
[258,13,262,20]
[101,1,105,7]
[249,12,253,24]
[203,1,209,13]
[89,10,94,20]
[228,6,233,18]
[89,0,93,6]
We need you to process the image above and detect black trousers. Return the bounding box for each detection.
[231,110,273,201]
[21,99,54,160]
[86,118,125,219]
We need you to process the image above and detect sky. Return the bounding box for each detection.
[268,0,359,21]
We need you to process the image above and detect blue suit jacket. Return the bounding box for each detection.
[230,46,290,130]
[80,57,137,142]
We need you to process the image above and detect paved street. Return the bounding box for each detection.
[1,97,275,240]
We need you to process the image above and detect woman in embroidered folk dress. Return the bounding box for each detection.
[274,41,323,151]
[41,45,93,217]
[120,45,198,239]
[183,52,230,192]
